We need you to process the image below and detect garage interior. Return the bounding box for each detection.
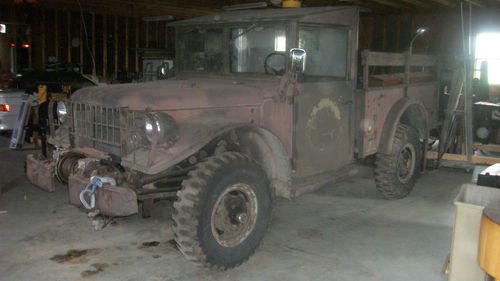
[1,0,500,280]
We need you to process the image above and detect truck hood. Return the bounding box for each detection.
[71,78,279,110]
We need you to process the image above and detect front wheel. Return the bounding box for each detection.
[172,152,272,269]
[374,124,422,199]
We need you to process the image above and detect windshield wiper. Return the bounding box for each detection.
[230,24,258,41]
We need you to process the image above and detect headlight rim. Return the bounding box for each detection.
[144,112,165,143]
[57,101,68,123]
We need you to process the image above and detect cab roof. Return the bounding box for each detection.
[170,6,360,27]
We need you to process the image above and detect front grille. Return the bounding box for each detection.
[69,102,123,155]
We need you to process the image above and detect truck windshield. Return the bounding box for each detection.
[177,24,287,75]
[178,28,224,72]
[230,24,287,75]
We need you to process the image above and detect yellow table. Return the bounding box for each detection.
[479,203,500,280]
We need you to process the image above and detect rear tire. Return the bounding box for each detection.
[374,124,422,199]
[172,152,272,269]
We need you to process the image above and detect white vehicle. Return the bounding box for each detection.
[0,89,24,132]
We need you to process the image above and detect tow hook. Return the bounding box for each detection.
[79,176,116,210]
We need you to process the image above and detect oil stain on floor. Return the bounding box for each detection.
[50,249,101,264]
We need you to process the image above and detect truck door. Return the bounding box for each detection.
[293,25,354,178]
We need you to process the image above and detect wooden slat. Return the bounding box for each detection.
[427,151,500,165]
[362,50,437,67]
[473,143,500,153]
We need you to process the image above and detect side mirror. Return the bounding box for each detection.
[289,48,307,73]
[157,62,170,80]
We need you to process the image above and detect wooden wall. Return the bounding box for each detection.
[360,9,500,56]
[0,2,174,80]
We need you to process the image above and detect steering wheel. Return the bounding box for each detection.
[264,52,286,75]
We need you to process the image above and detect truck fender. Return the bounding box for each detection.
[125,116,292,198]
[378,97,428,154]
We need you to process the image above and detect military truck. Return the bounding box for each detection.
[26,7,438,269]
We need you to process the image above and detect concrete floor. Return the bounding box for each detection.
[0,135,470,281]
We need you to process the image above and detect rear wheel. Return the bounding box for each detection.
[172,152,272,269]
[374,124,422,199]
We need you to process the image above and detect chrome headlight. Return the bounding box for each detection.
[143,112,178,144]
[57,101,68,123]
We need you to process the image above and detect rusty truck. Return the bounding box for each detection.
[26,7,438,269]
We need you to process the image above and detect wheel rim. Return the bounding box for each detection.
[211,183,258,247]
[397,144,416,183]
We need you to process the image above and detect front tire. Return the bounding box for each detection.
[172,152,272,269]
[374,124,422,199]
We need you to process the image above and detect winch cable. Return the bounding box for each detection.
[79,176,116,210]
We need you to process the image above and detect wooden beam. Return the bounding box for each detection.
[125,17,129,72]
[395,0,432,9]
[54,10,59,59]
[79,12,84,70]
[67,11,71,63]
[427,0,456,7]
[91,12,96,76]
[428,151,500,165]
[41,9,46,68]
[114,15,118,79]
[7,0,217,18]
[467,0,485,8]
[155,21,159,48]
[473,143,500,153]
[28,26,32,69]
[135,17,139,73]
[367,0,409,9]
[145,21,149,48]
[103,14,107,79]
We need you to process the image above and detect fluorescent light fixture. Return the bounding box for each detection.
[0,24,6,34]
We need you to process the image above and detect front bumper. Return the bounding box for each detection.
[68,174,138,216]
[26,154,138,216]
[26,154,56,192]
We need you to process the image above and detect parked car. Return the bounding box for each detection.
[0,88,25,132]
[1,69,98,137]
[26,7,439,269]
[13,69,97,94]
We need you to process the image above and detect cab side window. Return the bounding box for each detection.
[298,26,348,79]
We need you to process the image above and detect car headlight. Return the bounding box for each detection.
[57,101,68,123]
[143,112,177,144]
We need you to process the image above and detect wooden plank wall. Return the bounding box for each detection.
[0,3,174,80]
